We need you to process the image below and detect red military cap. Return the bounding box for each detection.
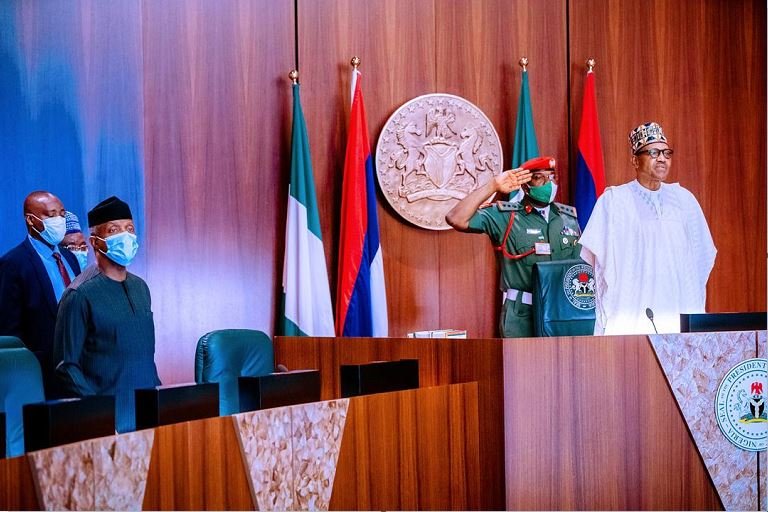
[520,156,556,171]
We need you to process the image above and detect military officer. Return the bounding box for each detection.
[446,156,582,337]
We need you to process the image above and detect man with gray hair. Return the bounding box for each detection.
[60,211,89,271]
[579,122,716,334]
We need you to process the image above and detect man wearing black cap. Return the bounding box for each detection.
[446,157,583,338]
[54,196,161,432]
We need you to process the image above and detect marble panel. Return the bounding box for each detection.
[28,430,154,511]
[650,332,760,511]
[760,450,767,511]
[29,440,94,510]
[233,407,294,510]
[92,430,154,510]
[291,399,349,511]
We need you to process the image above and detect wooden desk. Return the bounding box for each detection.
[275,334,761,510]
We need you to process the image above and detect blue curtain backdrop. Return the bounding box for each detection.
[0,1,145,270]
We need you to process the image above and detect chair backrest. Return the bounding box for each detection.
[0,336,25,350]
[194,329,274,415]
[0,347,45,457]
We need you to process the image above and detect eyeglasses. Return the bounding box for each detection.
[636,148,674,159]
[530,172,556,184]
[63,244,87,252]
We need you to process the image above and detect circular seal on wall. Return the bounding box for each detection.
[561,263,596,310]
[715,358,767,452]
[375,94,503,230]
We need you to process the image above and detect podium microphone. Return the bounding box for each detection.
[645,308,659,334]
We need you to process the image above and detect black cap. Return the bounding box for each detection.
[87,196,133,227]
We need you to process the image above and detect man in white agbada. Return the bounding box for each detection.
[579,122,716,334]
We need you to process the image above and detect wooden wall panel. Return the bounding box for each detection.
[503,335,722,510]
[2,0,762,386]
[330,383,481,510]
[568,0,766,313]
[298,0,569,339]
[275,336,506,509]
[0,454,38,510]
[142,417,253,510]
[297,0,448,338]
[142,0,294,384]
[434,0,568,339]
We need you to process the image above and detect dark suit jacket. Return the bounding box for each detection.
[0,238,80,398]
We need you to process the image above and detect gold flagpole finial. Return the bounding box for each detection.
[586,58,596,72]
[519,57,528,72]
[289,69,299,84]
[351,56,361,69]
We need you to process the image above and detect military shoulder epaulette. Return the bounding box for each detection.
[554,202,578,218]
[495,201,523,212]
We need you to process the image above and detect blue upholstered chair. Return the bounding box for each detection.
[0,338,45,457]
[194,329,274,416]
[0,336,25,349]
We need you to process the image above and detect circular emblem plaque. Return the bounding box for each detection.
[375,94,503,230]
[715,358,767,452]
[562,263,596,310]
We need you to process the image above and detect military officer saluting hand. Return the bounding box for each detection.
[446,156,582,338]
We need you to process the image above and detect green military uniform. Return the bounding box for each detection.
[468,198,582,337]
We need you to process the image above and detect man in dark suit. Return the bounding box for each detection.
[0,191,80,398]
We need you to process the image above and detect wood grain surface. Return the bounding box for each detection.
[275,335,506,509]
[568,0,766,314]
[2,0,764,390]
[141,0,294,384]
[503,334,722,510]
[142,416,253,510]
[330,382,481,510]
[0,454,38,510]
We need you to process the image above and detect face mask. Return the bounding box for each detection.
[71,250,89,271]
[95,232,139,267]
[29,214,66,245]
[526,181,558,204]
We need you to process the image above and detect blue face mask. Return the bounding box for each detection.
[95,232,139,267]
[29,214,66,245]
[71,250,89,271]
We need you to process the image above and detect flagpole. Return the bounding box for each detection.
[586,58,595,74]
[519,56,528,72]
[289,69,299,84]
[350,56,360,106]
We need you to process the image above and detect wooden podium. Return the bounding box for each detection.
[0,332,763,510]
[275,332,765,510]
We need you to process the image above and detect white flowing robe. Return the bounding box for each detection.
[579,180,716,335]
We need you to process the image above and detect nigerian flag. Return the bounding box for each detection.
[511,69,540,168]
[280,83,335,336]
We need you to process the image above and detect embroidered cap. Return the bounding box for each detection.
[629,122,667,153]
[64,211,82,235]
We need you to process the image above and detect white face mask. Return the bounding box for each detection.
[29,214,66,245]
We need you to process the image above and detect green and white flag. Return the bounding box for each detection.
[279,83,334,336]
[511,69,540,168]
